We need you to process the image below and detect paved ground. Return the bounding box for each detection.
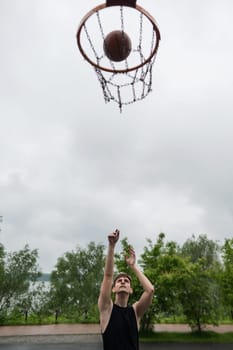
[0,323,232,345]
[1,343,233,350]
[0,323,233,337]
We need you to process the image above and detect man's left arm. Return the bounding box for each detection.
[126,248,154,321]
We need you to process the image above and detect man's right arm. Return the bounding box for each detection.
[98,229,119,330]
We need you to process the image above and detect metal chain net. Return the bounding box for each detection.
[84,6,158,112]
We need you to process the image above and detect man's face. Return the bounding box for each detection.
[112,276,132,295]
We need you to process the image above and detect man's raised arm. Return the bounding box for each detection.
[98,229,120,313]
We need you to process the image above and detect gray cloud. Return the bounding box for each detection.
[0,0,233,271]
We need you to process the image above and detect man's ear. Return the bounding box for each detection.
[129,287,133,295]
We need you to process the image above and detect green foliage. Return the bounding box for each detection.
[220,238,233,319]
[0,233,233,330]
[177,260,221,331]
[140,331,233,343]
[49,241,105,321]
[139,233,185,330]
[178,235,222,331]
[136,233,222,332]
[181,234,221,268]
[0,244,41,323]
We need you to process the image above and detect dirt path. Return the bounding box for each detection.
[0,324,100,337]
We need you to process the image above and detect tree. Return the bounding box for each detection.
[181,234,220,268]
[115,234,185,331]
[220,238,233,320]
[0,243,5,287]
[177,258,221,331]
[140,234,186,330]
[0,244,41,323]
[49,241,105,321]
[179,235,222,331]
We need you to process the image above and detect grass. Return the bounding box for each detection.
[140,331,233,343]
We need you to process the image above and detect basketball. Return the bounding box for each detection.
[103,30,132,62]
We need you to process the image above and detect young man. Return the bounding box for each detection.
[98,229,154,350]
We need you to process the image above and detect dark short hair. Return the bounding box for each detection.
[113,272,132,286]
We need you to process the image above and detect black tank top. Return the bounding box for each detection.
[102,304,139,350]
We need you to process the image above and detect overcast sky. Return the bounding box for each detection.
[0,0,233,272]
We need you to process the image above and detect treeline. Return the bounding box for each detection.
[0,234,232,331]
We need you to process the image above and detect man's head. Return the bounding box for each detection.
[112,272,133,296]
[113,272,132,286]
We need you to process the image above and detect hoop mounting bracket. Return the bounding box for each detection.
[106,0,136,8]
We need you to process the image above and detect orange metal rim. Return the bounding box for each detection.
[76,3,161,74]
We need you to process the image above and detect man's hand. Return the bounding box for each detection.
[108,229,120,247]
[125,246,136,266]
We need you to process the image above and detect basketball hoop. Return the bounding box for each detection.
[76,0,161,111]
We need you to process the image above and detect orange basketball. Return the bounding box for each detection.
[103,30,132,62]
